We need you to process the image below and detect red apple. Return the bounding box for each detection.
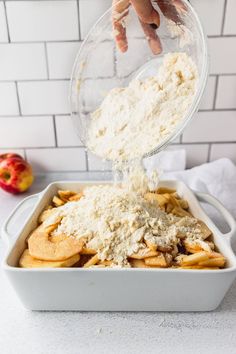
[0,153,23,160]
[0,153,23,163]
[0,154,34,194]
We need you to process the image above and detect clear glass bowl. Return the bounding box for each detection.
[70,0,208,160]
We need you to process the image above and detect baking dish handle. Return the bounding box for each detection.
[1,193,39,247]
[195,192,236,242]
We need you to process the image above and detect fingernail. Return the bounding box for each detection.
[118,40,128,53]
[149,39,162,55]
[150,23,158,30]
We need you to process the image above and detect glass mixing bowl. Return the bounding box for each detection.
[70,0,208,160]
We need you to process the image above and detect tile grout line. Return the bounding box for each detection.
[0,113,72,118]
[213,75,219,110]
[24,149,28,162]
[221,0,227,35]
[207,143,212,162]
[172,141,236,145]
[15,81,22,116]
[199,108,236,112]
[0,73,235,86]
[0,39,83,44]
[0,76,115,83]
[85,149,89,171]
[208,34,236,38]
[0,142,235,151]
[0,35,236,43]
[52,115,58,147]
[1,74,236,85]
[0,35,236,46]
[113,43,117,76]
[3,1,10,42]
[2,108,236,120]
[24,169,105,174]
[76,0,81,41]
[0,79,71,84]
[44,42,50,80]
[1,146,86,150]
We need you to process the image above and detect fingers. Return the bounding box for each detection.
[112,0,130,53]
[130,0,162,55]
[113,20,128,52]
[172,0,188,13]
[131,0,160,27]
[112,0,162,55]
[155,0,183,24]
[139,20,162,55]
[112,0,130,21]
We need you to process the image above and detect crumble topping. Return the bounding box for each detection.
[43,185,208,266]
[88,52,198,161]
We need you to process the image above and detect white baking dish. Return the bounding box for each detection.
[1,180,236,312]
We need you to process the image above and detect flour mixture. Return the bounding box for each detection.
[88,52,198,162]
[43,184,209,267]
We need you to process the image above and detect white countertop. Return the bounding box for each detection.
[1,173,236,354]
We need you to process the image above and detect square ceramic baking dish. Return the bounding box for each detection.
[2,180,236,312]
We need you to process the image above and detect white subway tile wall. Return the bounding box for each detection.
[0,0,235,172]
[0,116,55,148]
[190,0,225,36]
[79,0,111,39]
[208,37,236,75]
[0,43,47,80]
[0,82,19,115]
[169,144,209,169]
[47,42,81,79]
[198,76,216,110]
[210,144,236,164]
[0,2,8,42]
[183,111,236,143]
[6,1,79,42]
[180,144,210,169]
[216,76,236,109]
[26,148,86,172]
[83,41,115,78]
[223,0,236,35]
[55,115,82,147]
[18,81,70,115]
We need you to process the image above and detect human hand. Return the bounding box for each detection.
[112,0,187,55]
